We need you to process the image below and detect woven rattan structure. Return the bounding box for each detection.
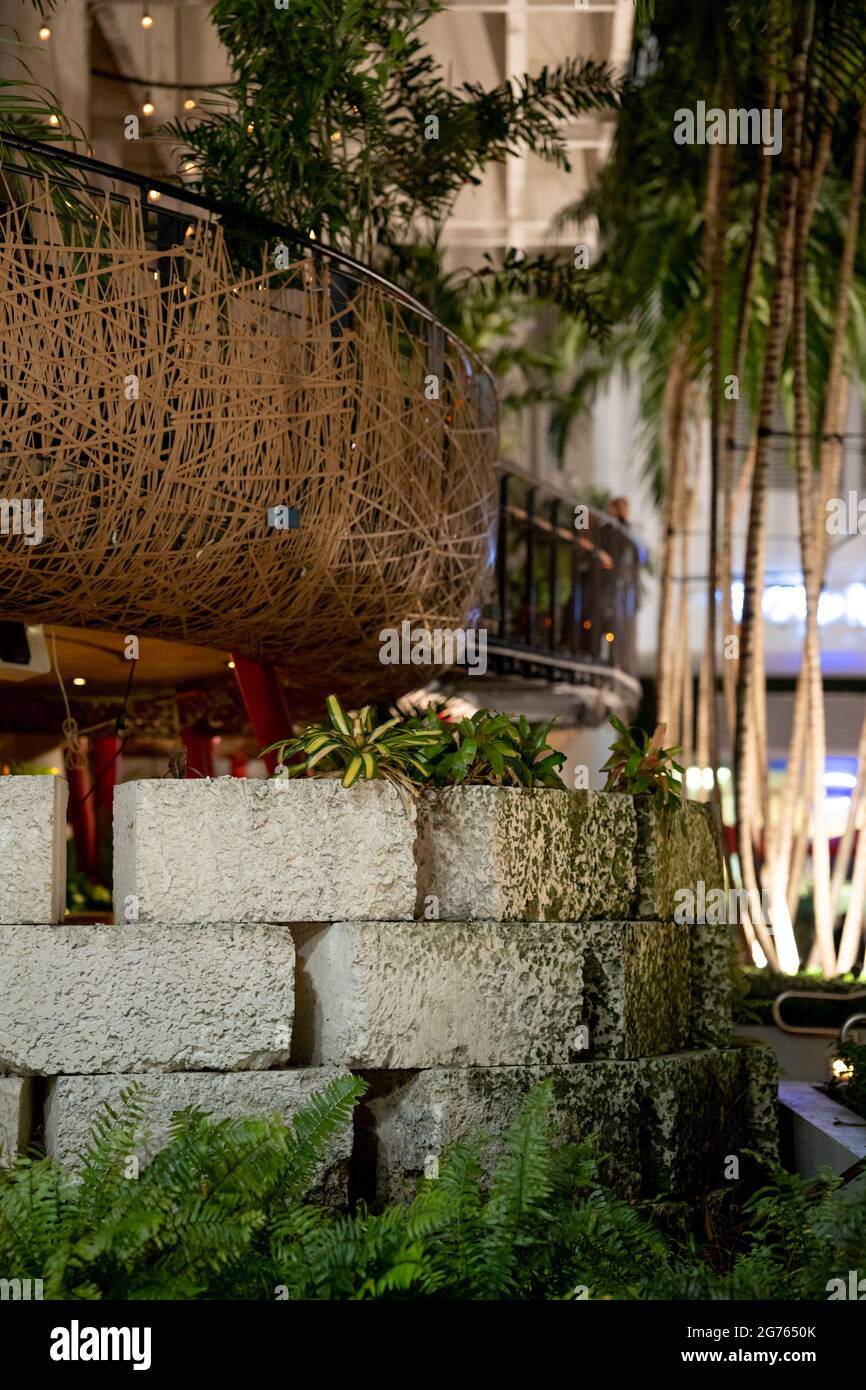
[0,162,498,708]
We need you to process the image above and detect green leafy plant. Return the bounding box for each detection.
[600,715,683,802]
[262,698,566,791]
[260,693,445,790]
[413,708,567,789]
[3,1075,866,1301]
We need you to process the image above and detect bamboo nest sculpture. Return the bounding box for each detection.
[0,175,498,710]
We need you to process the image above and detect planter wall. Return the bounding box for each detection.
[113,777,417,924]
[633,798,725,920]
[0,923,294,1073]
[414,786,635,921]
[0,774,67,924]
[2,769,773,1211]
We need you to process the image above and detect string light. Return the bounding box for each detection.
[142,94,155,117]
[183,97,196,111]
[72,676,86,687]
[147,189,161,202]
[48,114,60,127]
[141,8,153,28]
[247,120,255,134]
[38,23,51,40]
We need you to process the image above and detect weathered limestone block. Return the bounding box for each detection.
[0,923,294,1074]
[0,774,67,924]
[361,1063,642,1205]
[415,787,635,921]
[636,1044,778,1193]
[633,799,724,920]
[688,921,733,1048]
[114,778,417,924]
[0,1075,33,1165]
[44,1070,352,1205]
[736,1038,780,1165]
[292,920,584,1068]
[580,920,689,1058]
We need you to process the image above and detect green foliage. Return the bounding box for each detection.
[410,707,567,789]
[163,0,620,269]
[601,714,683,802]
[260,692,445,790]
[0,1075,365,1299]
[3,1075,866,1301]
[262,697,567,790]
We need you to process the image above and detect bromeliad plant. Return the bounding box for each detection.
[261,697,567,791]
[260,694,446,790]
[600,715,683,803]
[410,708,567,789]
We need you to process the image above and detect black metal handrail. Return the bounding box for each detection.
[0,133,496,394]
[485,467,641,683]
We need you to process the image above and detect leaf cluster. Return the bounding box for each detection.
[262,696,567,791]
[600,713,683,802]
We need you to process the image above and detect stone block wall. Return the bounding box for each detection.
[0,773,775,1206]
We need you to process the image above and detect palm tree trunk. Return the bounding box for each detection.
[734,9,812,973]
[656,344,689,731]
[792,145,834,977]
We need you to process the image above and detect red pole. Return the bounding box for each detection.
[230,753,249,778]
[230,655,293,774]
[181,729,215,779]
[91,734,122,883]
[66,738,98,879]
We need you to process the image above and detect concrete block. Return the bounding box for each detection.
[114,777,417,924]
[633,799,724,920]
[292,920,584,1068]
[0,1075,33,1164]
[0,923,294,1074]
[415,787,635,921]
[688,921,733,1048]
[580,919,689,1058]
[779,1080,865,1196]
[44,1070,353,1205]
[0,774,67,924]
[360,1063,642,1205]
[636,1044,778,1194]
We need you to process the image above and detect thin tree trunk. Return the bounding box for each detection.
[792,141,835,977]
[656,345,689,731]
[734,10,812,972]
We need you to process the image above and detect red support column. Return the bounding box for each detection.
[66,738,98,879]
[91,734,122,884]
[230,654,293,774]
[181,729,215,779]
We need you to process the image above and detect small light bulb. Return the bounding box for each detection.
[309,229,317,240]
[182,160,197,173]
[147,189,161,202]
[72,676,86,687]
[247,121,254,134]
[38,24,51,40]
[226,659,236,670]
[184,98,196,111]
[142,97,155,117]
[48,113,60,127]
[330,131,341,143]
[141,11,153,28]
